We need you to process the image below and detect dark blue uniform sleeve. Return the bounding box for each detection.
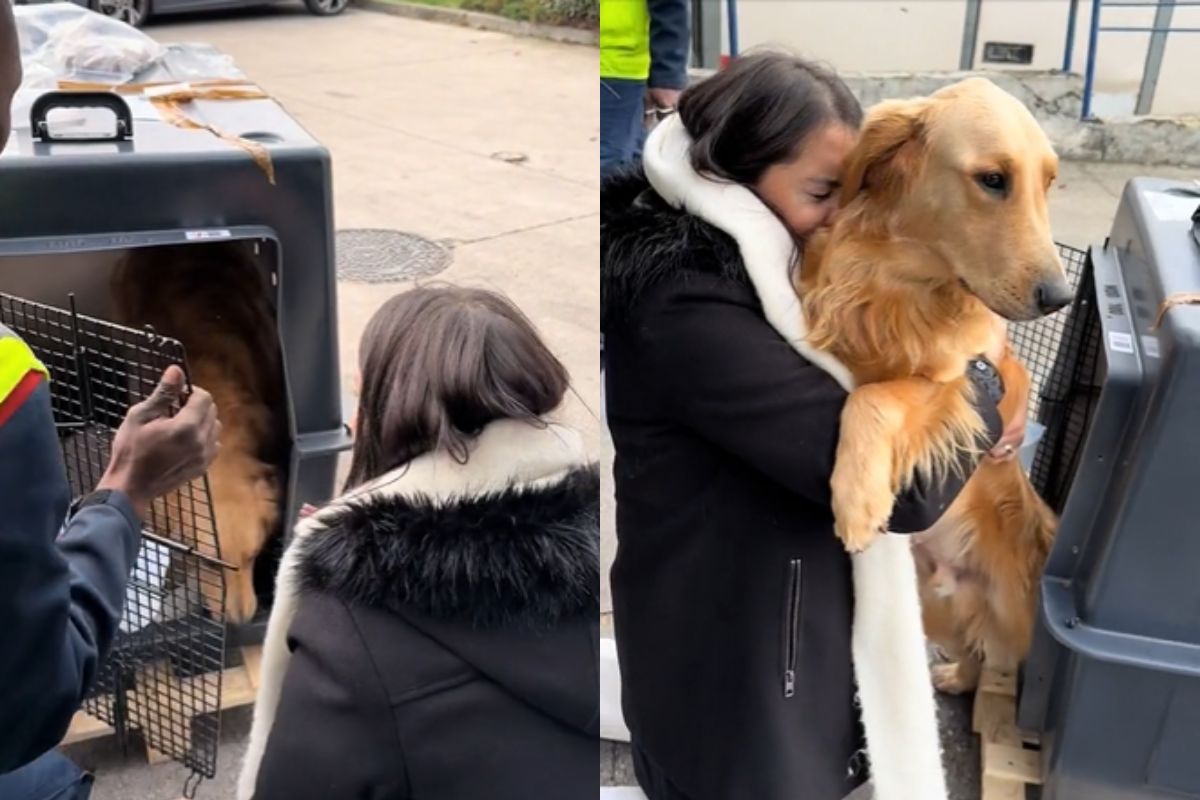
[647,0,690,90]
[0,380,142,773]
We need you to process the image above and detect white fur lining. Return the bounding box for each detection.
[236,419,587,800]
[642,114,948,800]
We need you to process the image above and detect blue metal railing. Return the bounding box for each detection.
[726,0,739,59]
[1072,0,1200,119]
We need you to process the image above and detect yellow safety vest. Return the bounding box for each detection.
[0,325,49,405]
[600,0,651,81]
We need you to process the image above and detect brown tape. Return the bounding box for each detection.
[1151,292,1200,332]
[55,80,276,185]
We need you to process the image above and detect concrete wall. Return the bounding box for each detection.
[729,0,1200,117]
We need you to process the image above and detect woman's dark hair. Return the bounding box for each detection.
[677,51,863,185]
[344,285,570,490]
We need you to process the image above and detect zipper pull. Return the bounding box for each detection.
[784,669,795,698]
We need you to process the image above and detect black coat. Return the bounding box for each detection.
[250,462,600,800]
[601,171,1002,800]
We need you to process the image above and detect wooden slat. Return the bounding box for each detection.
[63,712,114,745]
[983,741,1042,785]
[973,690,1014,736]
[59,649,261,754]
[220,665,256,708]
[241,645,263,691]
[978,666,1017,696]
[981,775,1026,800]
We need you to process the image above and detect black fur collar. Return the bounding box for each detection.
[601,166,749,329]
[294,466,599,630]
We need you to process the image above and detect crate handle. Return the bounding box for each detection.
[31,91,133,143]
[1042,578,1200,679]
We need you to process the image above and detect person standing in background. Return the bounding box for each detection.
[599,0,690,179]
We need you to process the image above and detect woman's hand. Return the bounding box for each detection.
[987,377,1028,463]
[979,315,1026,462]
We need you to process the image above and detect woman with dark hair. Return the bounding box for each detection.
[238,286,599,800]
[602,52,1023,799]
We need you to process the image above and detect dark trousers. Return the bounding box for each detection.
[600,78,647,180]
[632,744,694,800]
[0,750,93,800]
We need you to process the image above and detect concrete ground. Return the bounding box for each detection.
[58,5,597,799]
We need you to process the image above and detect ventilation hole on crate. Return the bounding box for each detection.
[336,229,453,283]
[240,131,283,144]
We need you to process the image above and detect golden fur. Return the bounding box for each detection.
[112,243,286,624]
[800,78,1061,691]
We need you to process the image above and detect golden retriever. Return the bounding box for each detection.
[112,242,286,624]
[799,78,1064,692]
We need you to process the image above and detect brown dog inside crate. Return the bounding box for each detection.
[111,242,288,624]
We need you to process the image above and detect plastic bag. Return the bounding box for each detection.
[157,43,245,82]
[14,3,165,86]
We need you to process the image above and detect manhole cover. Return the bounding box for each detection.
[336,229,452,283]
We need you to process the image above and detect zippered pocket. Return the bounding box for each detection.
[782,558,803,699]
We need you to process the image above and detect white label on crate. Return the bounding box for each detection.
[1142,335,1161,359]
[185,230,233,241]
[1109,331,1134,354]
[1146,191,1200,222]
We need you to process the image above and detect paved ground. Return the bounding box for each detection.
[57,5,597,799]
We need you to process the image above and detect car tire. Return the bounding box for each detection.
[304,0,349,16]
[91,0,152,28]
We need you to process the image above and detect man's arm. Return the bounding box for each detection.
[646,0,690,92]
[0,378,143,772]
[0,350,218,771]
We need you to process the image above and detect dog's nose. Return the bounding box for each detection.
[1035,279,1073,314]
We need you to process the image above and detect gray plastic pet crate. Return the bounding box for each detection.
[1010,178,1200,800]
[0,87,352,639]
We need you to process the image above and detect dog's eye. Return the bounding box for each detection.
[977,172,1007,194]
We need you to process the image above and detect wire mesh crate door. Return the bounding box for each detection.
[1006,244,1102,511]
[0,293,227,780]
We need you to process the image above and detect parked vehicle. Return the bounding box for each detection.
[15,0,348,29]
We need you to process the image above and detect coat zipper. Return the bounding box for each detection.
[783,559,802,699]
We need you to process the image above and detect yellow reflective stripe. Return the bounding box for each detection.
[0,337,49,404]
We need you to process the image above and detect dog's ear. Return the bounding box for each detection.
[839,98,930,206]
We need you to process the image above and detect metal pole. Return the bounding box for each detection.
[1063,0,1081,71]
[691,0,721,70]
[1081,0,1103,119]
[726,0,739,59]
[960,0,983,70]
[1136,0,1175,114]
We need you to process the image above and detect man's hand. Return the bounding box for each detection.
[646,87,681,113]
[97,366,220,519]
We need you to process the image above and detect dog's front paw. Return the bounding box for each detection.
[831,464,895,553]
[834,518,885,554]
[932,661,979,694]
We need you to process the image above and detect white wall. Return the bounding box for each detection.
[727,0,1200,116]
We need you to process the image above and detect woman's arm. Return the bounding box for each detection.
[635,273,1001,529]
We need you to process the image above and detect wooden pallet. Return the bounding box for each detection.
[61,644,262,764]
[973,665,1042,799]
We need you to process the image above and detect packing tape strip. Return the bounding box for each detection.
[56,80,276,185]
[1151,292,1200,332]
